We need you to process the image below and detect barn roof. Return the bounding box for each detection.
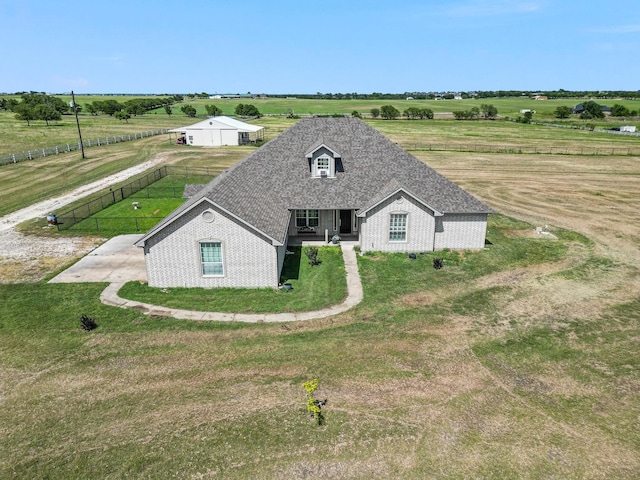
[169,116,263,133]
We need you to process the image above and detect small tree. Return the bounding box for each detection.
[205,104,223,116]
[380,105,400,119]
[580,101,605,119]
[235,103,261,117]
[35,104,61,126]
[370,108,380,118]
[611,104,630,117]
[419,108,434,119]
[115,110,131,123]
[302,378,326,425]
[14,103,36,126]
[403,107,421,119]
[480,104,498,119]
[554,106,572,119]
[181,104,197,117]
[164,104,172,116]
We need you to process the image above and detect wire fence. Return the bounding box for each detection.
[405,143,640,156]
[55,165,215,231]
[0,129,170,166]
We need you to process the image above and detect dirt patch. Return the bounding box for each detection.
[0,153,172,282]
[0,229,103,283]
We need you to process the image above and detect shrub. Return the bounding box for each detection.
[80,314,97,331]
[304,247,321,266]
[433,257,444,270]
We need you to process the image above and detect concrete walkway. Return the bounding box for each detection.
[99,244,363,323]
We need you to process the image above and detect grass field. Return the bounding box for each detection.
[1,95,639,155]
[1,112,639,478]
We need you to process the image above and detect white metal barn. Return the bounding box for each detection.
[170,116,264,146]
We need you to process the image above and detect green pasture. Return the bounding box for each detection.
[1,214,638,477]
[2,94,639,155]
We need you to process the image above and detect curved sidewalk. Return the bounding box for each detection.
[100,244,363,323]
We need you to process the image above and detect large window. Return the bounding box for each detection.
[389,213,408,242]
[200,242,223,276]
[296,209,319,228]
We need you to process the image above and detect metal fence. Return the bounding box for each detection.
[0,129,170,166]
[55,165,216,231]
[70,216,166,233]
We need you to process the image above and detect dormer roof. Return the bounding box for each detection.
[305,142,341,159]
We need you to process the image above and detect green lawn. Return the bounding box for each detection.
[65,173,215,234]
[1,214,638,477]
[119,246,347,313]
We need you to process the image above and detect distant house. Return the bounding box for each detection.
[137,118,494,289]
[620,126,637,133]
[169,116,264,147]
[572,103,612,116]
[533,95,548,100]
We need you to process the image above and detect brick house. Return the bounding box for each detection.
[135,117,494,288]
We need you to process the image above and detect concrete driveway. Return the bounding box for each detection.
[49,234,146,284]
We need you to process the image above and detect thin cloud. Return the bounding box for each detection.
[442,0,541,17]
[587,25,640,34]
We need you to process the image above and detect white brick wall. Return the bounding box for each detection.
[360,194,436,253]
[434,214,488,250]
[144,202,279,288]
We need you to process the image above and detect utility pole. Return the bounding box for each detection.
[71,90,85,159]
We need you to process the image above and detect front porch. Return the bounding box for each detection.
[288,234,359,247]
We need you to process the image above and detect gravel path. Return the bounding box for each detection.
[0,155,168,280]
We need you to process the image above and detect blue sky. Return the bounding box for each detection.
[1,0,638,94]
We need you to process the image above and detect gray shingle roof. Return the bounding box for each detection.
[139,117,494,246]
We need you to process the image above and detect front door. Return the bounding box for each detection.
[339,210,351,234]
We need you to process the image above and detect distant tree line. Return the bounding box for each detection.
[1,92,72,126]
[85,95,183,117]
[268,90,640,100]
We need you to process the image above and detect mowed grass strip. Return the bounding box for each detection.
[119,246,347,313]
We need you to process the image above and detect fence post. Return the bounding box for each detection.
[28,151,32,160]
[12,154,16,163]
[55,146,59,154]
[95,218,99,231]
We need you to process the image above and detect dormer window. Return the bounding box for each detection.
[306,143,341,178]
[316,155,330,177]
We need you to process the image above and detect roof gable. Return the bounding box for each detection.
[305,142,341,159]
